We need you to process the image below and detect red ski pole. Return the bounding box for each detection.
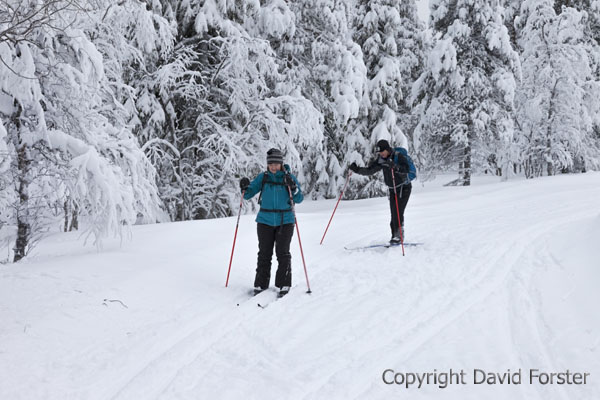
[286,183,312,294]
[390,169,405,256]
[225,190,245,287]
[320,171,352,245]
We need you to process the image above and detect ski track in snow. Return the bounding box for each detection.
[1,173,599,400]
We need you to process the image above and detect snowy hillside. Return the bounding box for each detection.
[1,173,599,400]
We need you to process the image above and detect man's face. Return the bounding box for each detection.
[379,149,390,158]
[268,163,282,173]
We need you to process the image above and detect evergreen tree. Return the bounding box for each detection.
[412,0,521,185]
[395,1,429,142]
[84,0,178,220]
[553,0,591,14]
[269,0,367,198]
[502,0,524,47]
[144,0,323,220]
[351,0,427,196]
[515,0,600,176]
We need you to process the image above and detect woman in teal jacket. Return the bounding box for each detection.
[239,148,303,297]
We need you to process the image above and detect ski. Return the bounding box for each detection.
[236,288,284,308]
[236,288,274,307]
[257,293,287,309]
[344,242,423,251]
[236,285,304,308]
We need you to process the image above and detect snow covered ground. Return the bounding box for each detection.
[1,172,599,400]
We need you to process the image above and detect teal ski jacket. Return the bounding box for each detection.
[244,164,303,226]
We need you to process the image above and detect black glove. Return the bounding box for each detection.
[239,177,250,191]
[349,162,359,173]
[284,174,297,193]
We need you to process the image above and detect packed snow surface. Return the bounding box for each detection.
[1,173,599,399]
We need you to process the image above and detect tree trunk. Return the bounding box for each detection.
[14,218,29,262]
[458,139,472,186]
[69,203,79,231]
[11,104,32,262]
[64,200,69,232]
[461,145,471,186]
[14,145,31,262]
[458,120,472,186]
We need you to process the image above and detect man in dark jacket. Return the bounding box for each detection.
[239,148,303,297]
[349,139,416,243]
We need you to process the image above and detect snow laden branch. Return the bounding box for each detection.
[0,1,81,46]
[0,1,165,261]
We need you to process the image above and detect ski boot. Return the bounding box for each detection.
[278,286,290,298]
[253,287,264,296]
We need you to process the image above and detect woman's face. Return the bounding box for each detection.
[268,163,282,173]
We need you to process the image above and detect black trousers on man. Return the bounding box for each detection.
[255,222,294,290]
[388,184,412,235]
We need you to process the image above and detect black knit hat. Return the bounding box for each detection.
[376,139,391,153]
[266,148,284,164]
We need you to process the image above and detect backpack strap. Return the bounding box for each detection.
[257,172,269,206]
[257,172,287,205]
[393,148,410,171]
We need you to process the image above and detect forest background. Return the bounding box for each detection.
[1,0,599,261]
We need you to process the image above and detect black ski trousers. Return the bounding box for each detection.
[255,222,294,290]
[388,184,412,235]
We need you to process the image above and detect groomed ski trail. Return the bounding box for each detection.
[1,173,598,400]
[110,174,600,400]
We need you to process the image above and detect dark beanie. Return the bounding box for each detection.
[266,148,284,164]
[376,139,391,152]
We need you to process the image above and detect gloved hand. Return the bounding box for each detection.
[349,162,359,173]
[284,174,297,193]
[239,177,250,191]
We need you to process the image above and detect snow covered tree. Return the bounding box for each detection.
[142,0,323,220]
[589,1,600,51]
[76,0,176,223]
[266,0,368,198]
[514,0,600,176]
[412,0,521,185]
[351,0,427,196]
[0,117,14,246]
[394,1,429,140]
[553,0,591,14]
[0,1,163,261]
[502,0,524,46]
